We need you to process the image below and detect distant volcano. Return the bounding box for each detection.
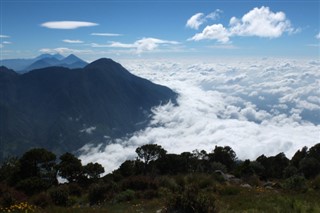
[0,58,177,160]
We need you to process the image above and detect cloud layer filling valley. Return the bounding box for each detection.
[79,58,320,173]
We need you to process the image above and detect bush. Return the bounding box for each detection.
[218,186,241,196]
[30,192,51,208]
[68,183,82,197]
[114,190,135,203]
[121,176,158,191]
[88,183,109,205]
[166,185,215,213]
[311,175,320,190]
[283,165,298,178]
[49,186,69,206]
[283,175,307,192]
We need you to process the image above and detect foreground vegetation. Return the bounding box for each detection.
[0,143,319,212]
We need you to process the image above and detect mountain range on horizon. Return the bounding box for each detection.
[0,58,177,161]
[0,53,88,72]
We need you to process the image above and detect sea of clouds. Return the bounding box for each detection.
[79,57,320,173]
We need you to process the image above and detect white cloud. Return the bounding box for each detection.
[91,37,179,54]
[229,6,294,38]
[189,6,296,43]
[39,47,93,54]
[206,9,223,20]
[79,58,320,174]
[41,21,98,29]
[316,32,320,39]
[190,24,230,43]
[91,33,122,36]
[0,34,9,38]
[186,13,205,30]
[2,41,11,44]
[63,39,84,44]
[208,44,239,49]
[186,9,223,30]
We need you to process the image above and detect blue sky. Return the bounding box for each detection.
[0,0,319,61]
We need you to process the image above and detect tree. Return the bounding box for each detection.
[308,143,320,161]
[135,144,167,165]
[208,146,236,170]
[299,157,320,179]
[58,153,83,183]
[19,148,57,183]
[291,146,308,168]
[83,162,105,179]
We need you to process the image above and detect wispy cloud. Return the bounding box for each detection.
[91,37,180,54]
[189,6,296,43]
[316,32,320,39]
[63,39,84,44]
[186,9,222,30]
[0,34,9,38]
[40,47,93,54]
[0,44,3,48]
[41,21,98,29]
[2,41,12,44]
[91,33,123,37]
[208,44,239,49]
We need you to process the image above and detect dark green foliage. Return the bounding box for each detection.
[291,146,308,168]
[283,165,298,178]
[308,143,320,161]
[136,144,167,165]
[208,146,236,170]
[283,175,307,192]
[311,175,320,190]
[83,162,105,179]
[117,160,144,177]
[49,186,69,206]
[88,183,109,205]
[299,157,320,179]
[0,157,20,185]
[19,148,57,184]
[30,192,51,208]
[16,177,51,195]
[114,190,135,203]
[58,153,83,183]
[121,176,158,191]
[166,185,216,213]
[256,152,289,179]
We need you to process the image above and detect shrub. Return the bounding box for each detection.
[311,175,320,190]
[88,183,109,205]
[121,176,158,191]
[218,186,241,196]
[49,186,69,206]
[283,165,298,178]
[283,175,307,192]
[114,190,135,203]
[68,183,82,197]
[166,185,215,213]
[30,192,51,208]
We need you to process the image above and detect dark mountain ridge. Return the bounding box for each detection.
[0,58,177,160]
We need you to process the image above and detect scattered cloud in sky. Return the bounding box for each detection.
[41,21,98,29]
[186,13,205,30]
[208,44,239,49]
[91,33,123,36]
[186,9,222,30]
[80,58,320,173]
[190,24,230,43]
[189,6,296,43]
[316,32,320,39]
[0,35,9,38]
[62,39,84,44]
[229,6,293,38]
[40,47,93,54]
[0,44,3,48]
[91,37,179,54]
[2,41,12,44]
